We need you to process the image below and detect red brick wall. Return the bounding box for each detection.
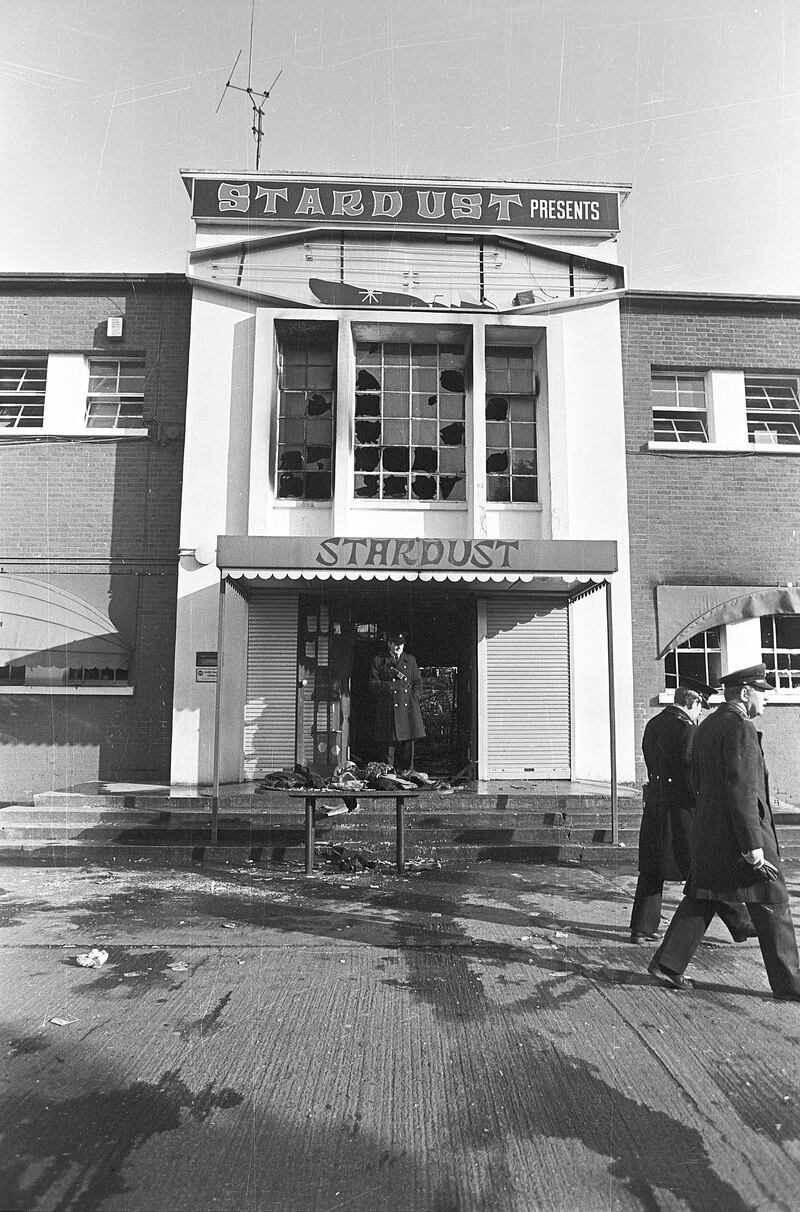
[0,277,190,799]
[621,294,800,801]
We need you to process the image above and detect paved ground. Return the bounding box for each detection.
[1,855,800,1212]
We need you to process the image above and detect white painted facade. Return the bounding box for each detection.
[171,172,635,788]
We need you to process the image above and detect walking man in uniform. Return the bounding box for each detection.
[369,630,426,773]
[647,663,800,1000]
[631,683,753,944]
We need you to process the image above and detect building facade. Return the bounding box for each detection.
[0,275,190,800]
[171,173,637,789]
[622,290,800,801]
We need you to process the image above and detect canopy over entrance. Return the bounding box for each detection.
[655,584,800,658]
[0,574,132,669]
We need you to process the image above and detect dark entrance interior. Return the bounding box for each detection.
[347,589,475,775]
[294,587,475,777]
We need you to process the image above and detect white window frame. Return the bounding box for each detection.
[649,369,800,456]
[85,357,147,433]
[650,371,709,444]
[0,353,149,439]
[0,357,47,429]
[660,616,800,704]
[745,376,800,447]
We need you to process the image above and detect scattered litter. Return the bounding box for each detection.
[76,948,108,968]
[553,931,567,939]
[122,971,145,978]
[221,923,237,930]
[404,858,441,871]
[318,804,348,817]
[166,961,189,972]
[519,935,532,941]
[49,1017,78,1027]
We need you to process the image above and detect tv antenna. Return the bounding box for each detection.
[215,4,282,171]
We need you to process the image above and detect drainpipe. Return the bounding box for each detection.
[211,576,227,844]
[605,578,619,843]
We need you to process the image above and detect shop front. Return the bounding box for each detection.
[209,535,618,787]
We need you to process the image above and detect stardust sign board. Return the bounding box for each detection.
[186,175,622,234]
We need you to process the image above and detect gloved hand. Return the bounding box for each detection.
[741,849,779,882]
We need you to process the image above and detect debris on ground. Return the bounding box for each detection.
[404,858,441,871]
[49,1017,78,1027]
[75,948,108,968]
[322,845,380,873]
[166,961,189,972]
[316,804,348,818]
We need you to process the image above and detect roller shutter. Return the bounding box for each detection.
[483,595,570,778]
[243,593,298,777]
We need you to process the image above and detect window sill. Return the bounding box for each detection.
[0,430,148,440]
[0,685,135,696]
[647,441,800,455]
[485,502,543,511]
[350,499,468,509]
[273,500,333,509]
[659,690,800,705]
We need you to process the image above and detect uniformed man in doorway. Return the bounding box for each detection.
[631,681,754,944]
[369,630,425,773]
[647,663,800,999]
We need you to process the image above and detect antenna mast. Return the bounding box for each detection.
[215,3,282,170]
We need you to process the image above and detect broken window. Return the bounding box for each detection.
[485,346,538,502]
[276,325,336,499]
[354,341,466,500]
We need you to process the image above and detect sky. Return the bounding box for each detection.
[2,0,798,294]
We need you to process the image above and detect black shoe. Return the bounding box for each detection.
[630,932,660,944]
[730,927,759,942]
[647,958,692,991]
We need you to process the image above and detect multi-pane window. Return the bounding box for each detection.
[745,377,800,446]
[86,359,146,429]
[0,358,47,428]
[761,615,800,689]
[485,346,538,502]
[276,326,335,500]
[651,373,708,442]
[664,627,722,689]
[354,341,466,501]
[67,666,130,685]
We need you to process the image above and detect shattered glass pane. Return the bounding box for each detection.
[305,472,332,499]
[411,476,437,500]
[355,419,381,444]
[383,446,410,473]
[440,475,465,501]
[412,392,435,417]
[412,446,437,472]
[440,369,465,393]
[383,475,407,498]
[306,393,331,416]
[355,446,381,471]
[440,421,465,446]
[512,451,537,476]
[486,450,510,474]
[356,368,381,390]
[306,445,332,470]
[279,449,303,471]
[512,477,537,502]
[279,473,304,497]
[487,477,510,501]
[354,474,379,497]
[355,392,381,417]
[356,344,380,367]
[486,395,509,421]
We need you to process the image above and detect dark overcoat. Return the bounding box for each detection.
[639,705,696,881]
[687,702,787,904]
[369,651,426,747]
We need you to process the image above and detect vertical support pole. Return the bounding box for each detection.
[211,576,227,845]
[605,578,619,844]
[396,796,405,874]
[305,797,316,874]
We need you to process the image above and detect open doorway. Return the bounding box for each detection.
[346,590,475,777]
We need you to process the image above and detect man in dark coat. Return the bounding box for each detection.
[630,684,753,943]
[369,630,425,773]
[647,663,800,999]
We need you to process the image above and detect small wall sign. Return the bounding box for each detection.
[196,651,218,683]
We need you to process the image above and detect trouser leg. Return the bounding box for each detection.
[394,739,413,772]
[630,873,663,936]
[747,902,800,997]
[653,897,717,975]
[717,900,757,942]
